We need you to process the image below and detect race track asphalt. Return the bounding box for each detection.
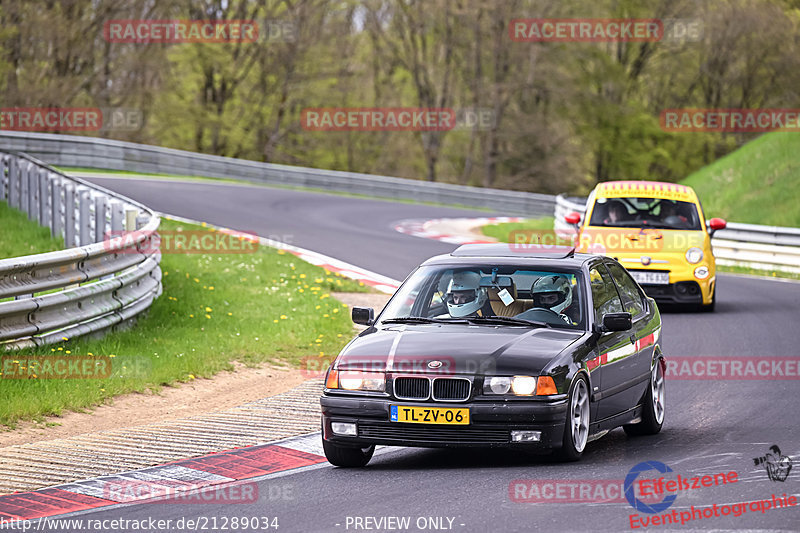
[63,175,800,532]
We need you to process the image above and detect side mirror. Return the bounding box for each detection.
[565,212,582,225]
[602,312,632,332]
[352,306,375,326]
[708,218,726,236]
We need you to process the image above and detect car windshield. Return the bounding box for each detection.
[588,197,702,230]
[380,265,584,329]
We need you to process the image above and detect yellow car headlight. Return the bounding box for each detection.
[685,247,704,264]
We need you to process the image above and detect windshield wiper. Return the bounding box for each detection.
[465,316,552,328]
[381,316,468,324]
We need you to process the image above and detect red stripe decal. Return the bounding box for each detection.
[0,488,110,520]
[174,445,325,480]
[0,443,326,521]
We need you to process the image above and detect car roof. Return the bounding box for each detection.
[420,243,599,268]
[593,180,699,203]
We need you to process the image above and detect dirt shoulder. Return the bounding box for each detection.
[0,292,392,449]
[0,362,307,448]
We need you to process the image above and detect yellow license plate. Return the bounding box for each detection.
[390,405,469,425]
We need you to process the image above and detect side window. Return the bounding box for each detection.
[424,270,453,317]
[605,263,645,318]
[589,266,623,325]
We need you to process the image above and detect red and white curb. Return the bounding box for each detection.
[393,217,519,244]
[0,434,328,521]
[165,214,401,294]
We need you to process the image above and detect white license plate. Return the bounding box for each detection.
[630,271,669,285]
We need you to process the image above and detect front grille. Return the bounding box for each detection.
[432,378,471,401]
[358,422,509,444]
[394,377,430,400]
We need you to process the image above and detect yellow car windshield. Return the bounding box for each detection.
[589,197,701,230]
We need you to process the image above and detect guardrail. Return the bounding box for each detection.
[553,194,800,274]
[0,131,556,217]
[0,151,162,350]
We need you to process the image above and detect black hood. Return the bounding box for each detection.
[336,324,586,376]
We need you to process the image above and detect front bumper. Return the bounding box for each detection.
[640,280,706,304]
[623,262,715,305]
[320,394,568,449]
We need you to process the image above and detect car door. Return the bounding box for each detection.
[604,261,652,410]
[587,264,636,421]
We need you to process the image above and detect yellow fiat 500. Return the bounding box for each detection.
[565,181,726,311]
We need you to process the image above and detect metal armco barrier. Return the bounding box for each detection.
[0,131,556,217]
[553,194,800,274]
[0,151,162,349]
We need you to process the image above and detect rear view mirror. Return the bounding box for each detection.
[565,212,582,225]
[352,307,375,326]
[480,275,512,288]
[708,218,727,236]
[602,312,632,332]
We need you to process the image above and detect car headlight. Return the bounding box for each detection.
[511,376,537,396]
[694,266,709,280]
[685,247,704,264]
[326,370,385,392]
[484,376,512,394]
[483,376,537,396]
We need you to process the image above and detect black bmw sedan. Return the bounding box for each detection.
[320,244,665,466]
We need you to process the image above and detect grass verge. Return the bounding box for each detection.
[0,201,64,258]
[480,217,555,242]
[680,132,800,227]
[0,217,369,427]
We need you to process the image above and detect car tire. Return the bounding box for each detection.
[623,358,665,436]
[556,374,590,462]
[322,439,375,467]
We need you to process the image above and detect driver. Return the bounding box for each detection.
[446,270,494,317]
[604,199,628,225]
[532,275,573,323]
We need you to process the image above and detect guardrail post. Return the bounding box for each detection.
[1,155,8,201]
[8,157,19,209]
[125,209,138,231]
[64,184,76,247]
[51,178,63,239]
[111,201,124,233]
[79,190,91,246]
[38,168,49,227]
[20,162,30,214]
[29,165,40,222]
[94,195,108,243]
